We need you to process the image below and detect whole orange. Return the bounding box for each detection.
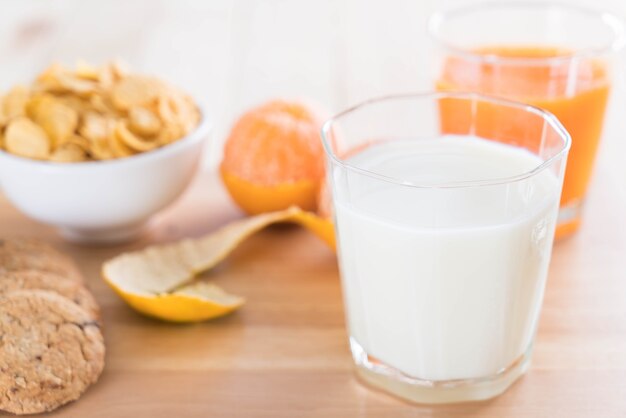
[221,100,326,215]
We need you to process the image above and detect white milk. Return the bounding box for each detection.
[333,135,559,382]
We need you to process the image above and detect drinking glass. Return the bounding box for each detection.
[321,92,570,403]
[429,2,624,238]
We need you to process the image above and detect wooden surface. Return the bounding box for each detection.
[0,168,625,417]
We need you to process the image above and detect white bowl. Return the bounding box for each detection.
[0,115,211,244]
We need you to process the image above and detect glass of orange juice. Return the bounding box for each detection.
[429,2,624,238]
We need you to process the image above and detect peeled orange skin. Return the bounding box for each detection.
[290,210,335,250]
[221,99,326,215]
[102,206,336,323]
[221,169,317,214]
[105,282,243,323]
[221,168,335,249]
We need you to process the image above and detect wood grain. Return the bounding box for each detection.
[0,168,625,417]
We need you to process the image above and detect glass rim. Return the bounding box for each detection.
[428,1,626,65]
[320,92,571,189]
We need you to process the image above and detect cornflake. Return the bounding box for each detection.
[0,61,200,163]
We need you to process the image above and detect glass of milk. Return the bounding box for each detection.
[321,92,570,404]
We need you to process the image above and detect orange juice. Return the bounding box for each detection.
[437,46,611,238]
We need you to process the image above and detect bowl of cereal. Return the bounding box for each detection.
[0,62,210,243]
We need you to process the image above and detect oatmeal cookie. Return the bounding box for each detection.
[0,270,99,319]
[0,290,105,414]
[0,239,83,282]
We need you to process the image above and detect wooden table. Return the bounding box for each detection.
[1,170,625,418]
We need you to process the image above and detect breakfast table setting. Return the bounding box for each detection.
[1,1,626,417]
[1,150,625,417]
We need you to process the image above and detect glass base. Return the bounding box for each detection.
[555,199,583,240]
[350,338,532,404]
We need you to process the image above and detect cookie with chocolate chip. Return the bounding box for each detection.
[0,290,105,415]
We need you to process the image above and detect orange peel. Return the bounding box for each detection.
[102,207,335,323]
[221,169,318,214]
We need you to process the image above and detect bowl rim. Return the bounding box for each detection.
[0,107,212,172]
